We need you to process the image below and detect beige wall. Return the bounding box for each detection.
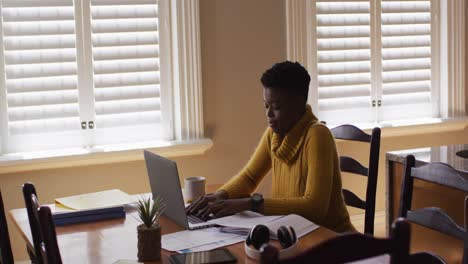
[1,0,468,261]
[2,0,286,260]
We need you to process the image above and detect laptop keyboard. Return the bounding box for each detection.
[188,214,205,224]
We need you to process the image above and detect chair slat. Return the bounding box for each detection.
[408,207,465,241]
[343,189,366,209]
[331,124,371,142]
[412,163,468,192]
[340,156,368,176]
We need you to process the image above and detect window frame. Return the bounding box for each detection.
[0,0,205,157]
[286,0,455,127]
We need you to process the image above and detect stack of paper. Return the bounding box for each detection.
[55,189,132,210]
[209,212,319,239]
[52,189,131,226]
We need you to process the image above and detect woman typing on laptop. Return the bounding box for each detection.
[186,61,356,233]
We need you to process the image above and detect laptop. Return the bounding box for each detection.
[143,150,214,230]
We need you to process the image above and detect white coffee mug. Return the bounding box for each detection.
[184,176,206,203]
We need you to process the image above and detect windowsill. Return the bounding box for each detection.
[328,116,468,132]
[0,138,213,174]
[330,117,468,141]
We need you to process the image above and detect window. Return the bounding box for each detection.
[287,0,441,126]
[0,0,203,155]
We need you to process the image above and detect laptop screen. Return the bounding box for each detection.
[143,150,189,229]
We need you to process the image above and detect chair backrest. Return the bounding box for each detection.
[39,206,62,264]
[0,190,14,264]
[23,182,43,264]
[331,125,381,234]
[23,183,62,264]
[260,218,410,264]
[399,155,468,264]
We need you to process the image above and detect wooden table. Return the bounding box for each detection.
[9,203,336,263]
[386,145,468,264]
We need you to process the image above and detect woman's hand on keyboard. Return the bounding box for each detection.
[196,198,251,221]
[186,191,228,215]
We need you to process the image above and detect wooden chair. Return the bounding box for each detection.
[0,190,14,264]
[38,206,62,264]
[400,155,468,264]
[23,183,62,264]
[260,218,410,264]
[331,125,381,234]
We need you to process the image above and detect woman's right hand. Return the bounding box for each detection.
[185,191,228,215]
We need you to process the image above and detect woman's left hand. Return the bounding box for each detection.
[196,198,251,220]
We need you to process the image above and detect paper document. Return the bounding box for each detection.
[214,212,319,239]
[55,189,132,210]
[264,214,319,238]
[162,227,244,251]
[176,236,246,254]
[207,210,283,228]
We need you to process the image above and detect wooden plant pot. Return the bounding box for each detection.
[137,223,162,261]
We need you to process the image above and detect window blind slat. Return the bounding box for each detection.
[94,58,159,74]
[94,84,160,101]
[95,98,160,115]
[382,35,430,48]
[7,90,78,107]
[92,18,158,33]
[3,21,75,36]
[9,117,80,135]
[93,45,159,60]
[96,111,161,128]
[4,49,76,64]
[382,80,430,95]
[318,85,371,99]
[94,71,160,88]
[318,50,370,62]
[6,62,77,79]
[4,35,75,50]
[92,32,158,47]
[317,14,369,26]
[318,37,370,50]
[6,76,78,93]
[8,103,79,121]
[92,5,158,19]
[318,61,370,75]
[2,0,72,8]
[2,7,74,22]
[92,0,157,5]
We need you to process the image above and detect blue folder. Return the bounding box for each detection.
[52,206,126,226]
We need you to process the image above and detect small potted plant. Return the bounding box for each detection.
[136,195,166,261]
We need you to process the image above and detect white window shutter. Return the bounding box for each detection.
[378,0,434,121]
[0,0,84,152]
[313,1,374,125]
[89,0,168,145]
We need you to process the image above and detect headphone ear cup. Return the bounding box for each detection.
[277,225,295,249]
[249,224,270,250]
[289,226,297,244]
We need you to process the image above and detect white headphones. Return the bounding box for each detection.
[244,224,298,260]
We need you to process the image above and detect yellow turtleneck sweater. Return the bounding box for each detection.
[218,105,355,233]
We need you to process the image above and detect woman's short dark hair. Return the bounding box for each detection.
[261,61,311,101]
